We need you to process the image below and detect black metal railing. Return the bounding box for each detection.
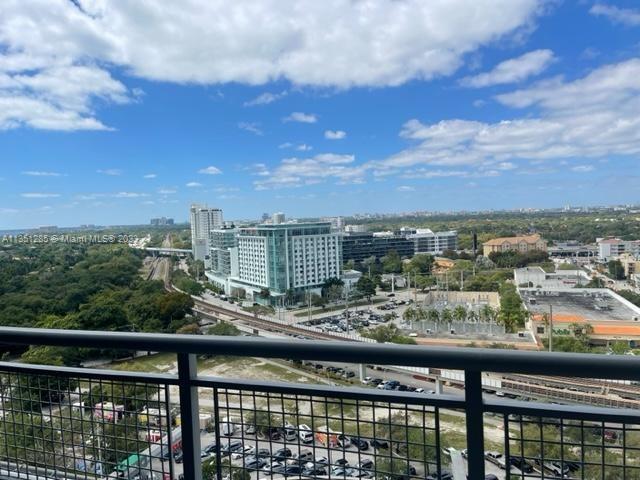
[1,327,640,480]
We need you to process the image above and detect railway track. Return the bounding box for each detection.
[192,300,351,342]
[169,284,640,407]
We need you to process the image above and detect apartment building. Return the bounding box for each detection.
[597,237,640,261]
[482,234,547,257]
[342,228,458,263]
[209,227,238,277]
[403,228,458,254]
[209,222,342,300]
[189,204,223,260]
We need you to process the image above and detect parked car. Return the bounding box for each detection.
[295,450,314,462]
[273,447,292,461]
[426,471,452,480]
[337,434,352,448]
[298,424,314,443]
[372,439,390,449]
[510,456,534,473]
[202,443,217,454]
[283,422,297,441]
[302,466,327,476]
[256,448,270,458]
[220,440,243,456]
[358,459,374,470]
[485,451,506,469]
[244,456,267,470]
[262,461,283,473]
[220,417,235,436]
[231,445,254,460]
[351,437,370,450]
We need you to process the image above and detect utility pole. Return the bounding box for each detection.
[548,304,553,352]
[460,270,464,291]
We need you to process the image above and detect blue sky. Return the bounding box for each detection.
[1,0,640,228]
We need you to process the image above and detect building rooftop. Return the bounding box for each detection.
[521,288,640,323]
[483,233,541,246]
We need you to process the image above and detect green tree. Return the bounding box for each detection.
[608,259,626,280]
[207,322,241,336]
[355,276,377,300]
[403,254,434,275]
[259,287,271,300]
[176,323,201,334]
[452,305,467,323]
[362,324,416,344]
[381,250,402,274]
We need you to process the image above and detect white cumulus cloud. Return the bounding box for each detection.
[590,3,640,27]
[460,49,555,88]
[325,130,347,140]
[283,112,317,124]
[21,170,65,177]
[244,90,288,106]
[20,192,61,198]
[376,58,640,176]
[254,153,365,189]
[198,166,223,175]
[0,0,543,130]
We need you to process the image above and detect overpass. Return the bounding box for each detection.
[144,247,191,257]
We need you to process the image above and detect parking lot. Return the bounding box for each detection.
[299,297,409,335]
[156,417,548,480]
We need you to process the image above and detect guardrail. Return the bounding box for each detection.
[1,327,640,480]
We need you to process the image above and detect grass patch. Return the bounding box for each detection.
[108,352,176,373]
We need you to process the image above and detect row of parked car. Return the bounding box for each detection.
[484,450,581,476]
[199,439,379,477]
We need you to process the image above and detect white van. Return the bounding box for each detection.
[284,422,297,441]
[298,424,314,443]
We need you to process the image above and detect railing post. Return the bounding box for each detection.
[465,370,485,480]
[178,353,202,480]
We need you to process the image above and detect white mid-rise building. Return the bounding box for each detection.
[189,204,223,260]
[597,237,640,261]
[403,228,458,254]
[222,222,341,300]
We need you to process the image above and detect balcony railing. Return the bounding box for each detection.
[1,327,640,480]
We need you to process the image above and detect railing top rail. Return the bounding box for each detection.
[2,326,640,381]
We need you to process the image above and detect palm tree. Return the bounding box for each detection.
[453,305,467,323]
[427,309,440,333]
[441,308,453,332]
[403,306,418,330]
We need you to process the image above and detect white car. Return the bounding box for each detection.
[298,424,314,443]
[361,376,373,385]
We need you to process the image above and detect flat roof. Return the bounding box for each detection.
[521,289,640,323]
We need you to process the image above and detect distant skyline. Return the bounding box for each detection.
[2,1,640,229]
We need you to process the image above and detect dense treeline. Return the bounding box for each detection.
[349,211,640,248]
[0,243,193,365]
